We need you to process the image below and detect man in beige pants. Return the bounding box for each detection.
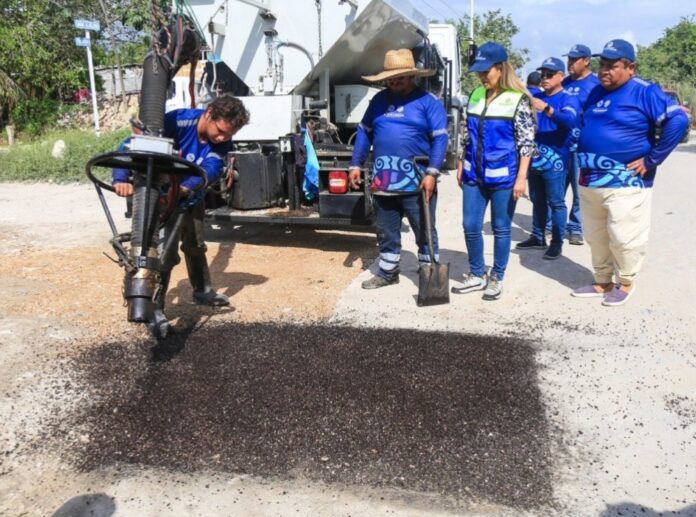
[572,39,687,306]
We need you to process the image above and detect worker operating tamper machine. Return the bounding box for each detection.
[86,4,247,338]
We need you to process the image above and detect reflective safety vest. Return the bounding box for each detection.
[463,86,524,189]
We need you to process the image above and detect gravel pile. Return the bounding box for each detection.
[63,322,556,510]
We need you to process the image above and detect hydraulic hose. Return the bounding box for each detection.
[124,16,205,330]
[138,52,173,135]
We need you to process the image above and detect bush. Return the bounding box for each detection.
[0,127,130,183]
[11,97,62,137]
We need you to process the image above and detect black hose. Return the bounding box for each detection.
[139,51,173,135]
[125,16,204,328]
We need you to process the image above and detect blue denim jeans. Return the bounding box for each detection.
[373,192,439,280]
[462,183,516,280]
[543,152,582,236]
[566,151,582,235]
[529,168,568,246]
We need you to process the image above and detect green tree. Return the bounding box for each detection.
[0,0,160,134]
[636,15,696,123]
[456,9,529,96]
[636,16,696,85]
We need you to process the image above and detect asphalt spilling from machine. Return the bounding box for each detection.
[62,323,556,510]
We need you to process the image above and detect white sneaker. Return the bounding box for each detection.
[451,273,488,294]
[482,276,503,300]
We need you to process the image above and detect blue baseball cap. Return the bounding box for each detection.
[564,44,591,58]
[593,39,636,62]
[537,57,565,74]
[469,42,508,72]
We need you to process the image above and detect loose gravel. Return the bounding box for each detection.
[59,322,557,510]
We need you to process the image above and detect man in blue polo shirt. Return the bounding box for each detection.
[572,39,687,306]
[562,44,601,245]
[349,48,448,290]
[527,71,542,96]
[517,57,580,260]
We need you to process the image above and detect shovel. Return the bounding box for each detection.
[417,189,450,307]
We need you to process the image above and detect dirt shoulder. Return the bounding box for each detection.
[0,183,377,339]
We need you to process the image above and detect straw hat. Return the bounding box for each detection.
[362,48,436,82]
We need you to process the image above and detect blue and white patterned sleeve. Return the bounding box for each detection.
[514,96,538,158]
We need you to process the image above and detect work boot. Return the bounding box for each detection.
[361,275,399,289]
[193,290,230,306]
[149,271,171,339]
[185,253,230,306]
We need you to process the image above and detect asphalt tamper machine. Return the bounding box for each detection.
[86,9,207,338]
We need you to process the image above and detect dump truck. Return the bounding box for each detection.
[177,0,464,228]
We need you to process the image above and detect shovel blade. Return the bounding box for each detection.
[417,262,450,306]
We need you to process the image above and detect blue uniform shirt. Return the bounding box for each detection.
[350,88,448,193]
[578,77,688,188]
[562,73,600,150]
[562,73,600,107]
[532,89,580,172]
[112,109,232,191]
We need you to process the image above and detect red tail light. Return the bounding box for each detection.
[328,170,348,194]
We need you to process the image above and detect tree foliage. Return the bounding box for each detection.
[0,0,158,131]
[636,15,696,123]
[455,9,529,96]
[636,16,696,85]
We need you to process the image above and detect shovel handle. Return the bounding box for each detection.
[422,190,437,265]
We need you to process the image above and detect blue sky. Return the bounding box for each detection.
[411,0,694,74]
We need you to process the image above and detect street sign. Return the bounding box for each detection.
[74,18,100,31]
[74,36,90,47]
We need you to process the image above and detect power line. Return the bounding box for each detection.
[411,0,450,22]
[431,0,466,21]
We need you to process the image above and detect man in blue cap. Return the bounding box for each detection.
[562,44,601,245]
[517,57,580,260]
[572,39,688,306]
[527,71,542,96]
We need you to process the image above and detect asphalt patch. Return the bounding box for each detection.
[66,323,555,510]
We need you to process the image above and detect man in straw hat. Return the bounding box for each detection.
[349,48,449,289]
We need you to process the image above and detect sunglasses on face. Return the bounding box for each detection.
[540,71,559,79]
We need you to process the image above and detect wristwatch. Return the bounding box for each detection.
[543,104,552,115]
[425,167,441,178]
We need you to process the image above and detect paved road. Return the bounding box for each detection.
[1,140,695,517]
[334,140,696,515]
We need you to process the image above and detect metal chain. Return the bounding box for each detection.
[315,0,323,59]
